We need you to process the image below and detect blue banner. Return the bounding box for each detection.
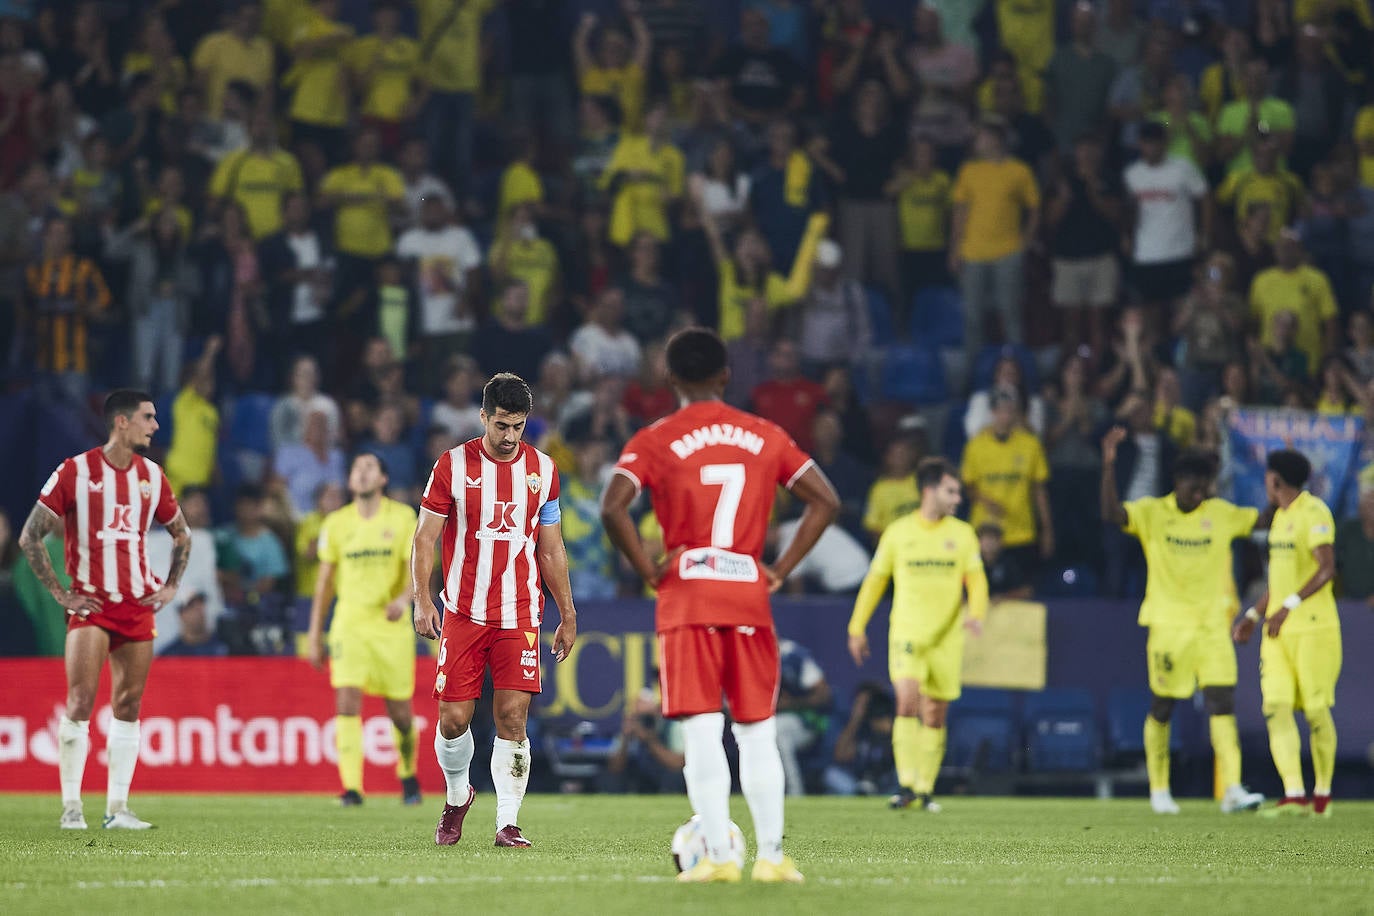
[1225,408,1365,515]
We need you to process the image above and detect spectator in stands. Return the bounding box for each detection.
[962,391,1054,571]
[570,286,642,381]
[217,483,290,642]
[907,5,978,102]
[1045,4,1117,154]
[504,0,575,156]
[950,120,1040,359]
[824,682,897,797]
[1251,230,1339,380]
[103,206,200,397]
[1152,74,1212,172]
[1102,393,1175,597]
[1216,56,1296,176]
[1123,120,1210,318]
[397,194,483,395]
[1043,352,1106,569]
[1106,26,1174,157]
[191,1,273,120]
[293,480,345,621]
[775,639,832,796]
[1347,309,1374,382]
[792,240,871,372]
[724,298,773,407]
[602,685,686,794]
[572,95,623,201]
[622,341,675,425]
[396,137,454,231]
[163,336,222,496]
[601,100,684,248]
[1152,366,1196,449]
[1199,27,1251,122]
[1216,131,1304,244]
[862,436,920,543]
[715,8,805,127]
[269,355,341,452]
[346,2,421,157]
[751,338,828,452]
[888,137,951,306]
[1173,253,1246,409]
[749,118,827,270]
[1048,133,1123,362]
[965,354,1047,440]
[283,0,354,169]
[0,50,45,189]
[692,137,751,235]
[1095,0,1144,69]
[1335,489,1374,601]
[472,279,554,385]
[562,375,633,454]
[23,216,111,406]
[1314,354,1370,415]
[430,355,485,445]
[979,522,1034,602]
[209,109,304,241]
[531,352,588,448]
[158,593,229,657]
[1249,309,1311,405]
[148,486,225,655]
[619,232,681,346]
[357,404,419,501]
[416,0,497,199]
[490,202,561,328]
[560,433,616,600]
[1277,23,1347,180]
[574,4,652,133]
[256,192,333,384]
[809,409,872,540]
[273,410,346,518]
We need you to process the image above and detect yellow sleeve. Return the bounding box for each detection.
[1231,504,1260,540]
[777,212,830,303]
[598,137,630,190]
[343,36,370,73]
[317,514,340,565]
[1357,107,1374,142]
[1021,163,1041,209]
[964,530,989,622]
[1122,498,1151,537]
[319,167,343,196]
[861,480,885,533]
[1314,271,1338,320]
[1307,500,1336,548]
[951,165,970,203]
[960,438,979,485]
[1216,171,1239,205]
[1029,438,1049,483]
[665,148,685,198]
[1199,64,1222,119]
[384,167,405,200]
[191,35,216,73]
[849,526,896,635]
[208,151,238,197]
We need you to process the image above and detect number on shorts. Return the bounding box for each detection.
[700,463,746,549]
[1154,651,1174,673]
[438,638,447,667]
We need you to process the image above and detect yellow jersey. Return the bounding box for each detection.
[417,0,495,93]
[996,0,1055,73]
[580,63,646,132]
[960,428,1049,547]
[1216,167,1304,242]
[492,236,559,325]
[295,509,325,599]
[209,148,305,239]
[1153,404,1197,449]
[286,12,353,127]
[862,475,920,536]
[498,161,545,218]
[1250,265,1338,376]
[346,35,420,120]
[320,163,405,257]
[164,386,219,494]
[897,170,952,251]
[848,513,989,647]
[191,31,275,119]
[1124,495,1257,628]
[1355,106,1374,188]
[122,52,188,114]
[600,134,685,246]
[318,498,418,630]
[1267,491,1339,633]
[951,157,1040,263]
[717,212,828,341]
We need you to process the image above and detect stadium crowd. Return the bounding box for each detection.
[3,0,1374,683]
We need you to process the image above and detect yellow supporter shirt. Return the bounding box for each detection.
[286,12,353,127]
[318,498,418,631]
[320,163,405,257]
[717,212,828,341]
[492,236,559,325]
[1295,0,1372,24]
[862,474,920,537]
[165,386,219,494]
[417,0,495,93]
[1216,168,1304,242]
[1251,265,1338,375]
[960,428,1049,548]
[191,31,275,119]
[996,0,1055,74]
[122,52,188,114]
[897,170,952,251]
[1123,495,1257,628]
[210,148,305,239]
[1267,491,1339,633]
[347,34,420,120]
[952,157,1040,263]
[976,70,1044,115]
[1355,107,1374,188]
[295,509,325,599]
[600,135,685,246]
[581,63,646,132]
[498,161,545,219]
[1153,404,1197,449]
[263,0,311,48]
[848,513,989,646]
[143,199,195,240]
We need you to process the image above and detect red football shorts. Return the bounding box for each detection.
[658,624,780,724]
[67,597,155,651]
[433,614,542,702]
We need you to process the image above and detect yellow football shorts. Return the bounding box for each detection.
[329,622,417,701]
[889,629,964,701]
[1260,627,1342,711]
[1145,625,1237,699]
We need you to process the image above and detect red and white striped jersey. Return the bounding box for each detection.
[420,438,560,629]
[37,447,181,603]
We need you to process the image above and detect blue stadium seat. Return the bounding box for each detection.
[878,343,947,405]
[865,286,896,342]
[226,393,276,457]
[970,344,1039,392]
[1106,687,1183,765]
[942,399,968,462]
[947,688,1018,773]
[151,391,176,449]
[911,285,964,347]
[1024,688,1099,773]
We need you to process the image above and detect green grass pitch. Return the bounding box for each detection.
[3,795,1372,915]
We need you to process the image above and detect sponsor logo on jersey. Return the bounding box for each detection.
[525,631,537,648]
[521,668,537,679]
[88,481,104,492]
[465,476,482,488]
[678,548,759,583]
[97,504,139,541]
[478,501,525,542]
[520,648,538,667]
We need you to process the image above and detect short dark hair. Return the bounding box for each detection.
[1174,450,1218,482]
[665,327,728,383]
[104,389,152,432]
[916,456,957,491]
[351,450,390,479]
[1267,449,1311,489]
[482,373,534,415]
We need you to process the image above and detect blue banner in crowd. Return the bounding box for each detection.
[1226,409,1365,515]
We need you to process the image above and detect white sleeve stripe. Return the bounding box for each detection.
[611,466,642,494]
[785,458,816,490]
[420,507,448,521]
[35,501,59,519]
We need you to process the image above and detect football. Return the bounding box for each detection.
[670,815,747,873]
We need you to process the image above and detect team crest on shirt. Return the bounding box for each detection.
[1200,518,1212,531]
[138,479,151,498]
[381,528,393,541]
[526,473,542,494]
[944,540,956,551]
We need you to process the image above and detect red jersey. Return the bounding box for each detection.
[37,447,180,603]
[420,438,560,629]
[612,400,814,630]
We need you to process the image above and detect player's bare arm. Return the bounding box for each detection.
[1264,543,1335,638]
[141,510,191,611]
[17,502,101,618]
[411,510,445,640]
[1234,589,1269,644]
[601,473,669,586]
[766,465,839,592]
[536,521,578,663]
[306,561,337,670]
[1099,427,1129,527]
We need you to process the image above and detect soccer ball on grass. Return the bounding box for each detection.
[670,815,747,872]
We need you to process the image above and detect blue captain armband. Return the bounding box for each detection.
[539,500,561,525]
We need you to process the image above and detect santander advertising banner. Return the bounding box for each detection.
[1,658,442,792]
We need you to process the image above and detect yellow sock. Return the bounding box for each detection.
[1264,706,1306,797]
[393,722,418,781]
[914,725,946,795]
[1143,716,1171,794]
[1209,715,1242,790]
[892,716,922,790]
[1306,707,1336,795]
[336,715,364,794]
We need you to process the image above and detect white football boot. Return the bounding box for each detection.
[59,803,87,830]
[103,807,153,829]
[1150,790,1181,814]
[1220,785,1265,813]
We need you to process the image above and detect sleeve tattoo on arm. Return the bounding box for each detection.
[164,512,192,589]
[18,504,65,598]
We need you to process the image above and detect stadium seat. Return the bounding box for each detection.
[226,393,277,457]
[1024,689,1099,773]
[947,688,1018,773]
[970,344,1039,392]
[941,399,968,462]
[865,286,897,342]
[151,391,176,448]
[911,285,964,348]
[878,343,947,405]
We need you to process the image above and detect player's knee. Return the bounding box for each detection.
[110,691,143,721]
[65,689,96,722]
[1202,686,1235,717]
[1261,702,1293,722]
[492,706,528,742]
[922,701,948,729]
[1148,695,1176,723]
[438,708,472,739]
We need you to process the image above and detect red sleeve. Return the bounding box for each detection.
[153,467,180,524]
[612,428,655,494]
[37,459,75,518]
[547,464,561,502]
[420,450,455,516]
[774,430,814,490]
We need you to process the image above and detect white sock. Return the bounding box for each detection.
[106,719,140,814]
[733,717,786,864]
[434,728,475,806]
[491,737,531,830]
[58,716,90,806]
[680,712,733,863]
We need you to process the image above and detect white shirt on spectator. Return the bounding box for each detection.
[146,527,224,655]
[269,393,343,450]
[397,224,483,337]
[431,400,485,444]
[964,390,1048,440]
[776,519,871,592]
[402,175,455,228]
[569,322,643,379]
[1123,154,1208,265]
[286,231,325,324]
[696,173,751,230]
